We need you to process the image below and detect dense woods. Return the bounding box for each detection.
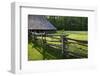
[46,16,88,31]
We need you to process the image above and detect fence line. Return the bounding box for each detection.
[32,33,87,58]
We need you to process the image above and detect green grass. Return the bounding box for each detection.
[56,31,88,40]
[67,31,87,41]
[28,43,43,60]
[28,31,88,60]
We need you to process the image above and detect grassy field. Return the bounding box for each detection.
[28,31,88,61]
[56,31,88,40]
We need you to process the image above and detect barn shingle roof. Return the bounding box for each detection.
[28,15,56,31]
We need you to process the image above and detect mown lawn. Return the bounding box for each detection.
[28,31,88,61]
[56,31,88,40]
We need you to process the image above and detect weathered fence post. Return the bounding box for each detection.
[61,35,68,58]
[41,32,47,60]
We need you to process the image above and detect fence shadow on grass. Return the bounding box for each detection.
[31,41,87,60]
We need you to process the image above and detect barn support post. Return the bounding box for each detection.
[31,32,37,43]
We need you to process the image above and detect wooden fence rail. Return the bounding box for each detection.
[67,38,88,44]
[32,33,88,59]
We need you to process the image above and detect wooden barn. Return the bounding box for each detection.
[28,15,57,33]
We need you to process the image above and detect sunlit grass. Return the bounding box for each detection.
[55,31,88,41]
[28,43,43,60]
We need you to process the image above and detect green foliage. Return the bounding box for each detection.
[46,16,88,31]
